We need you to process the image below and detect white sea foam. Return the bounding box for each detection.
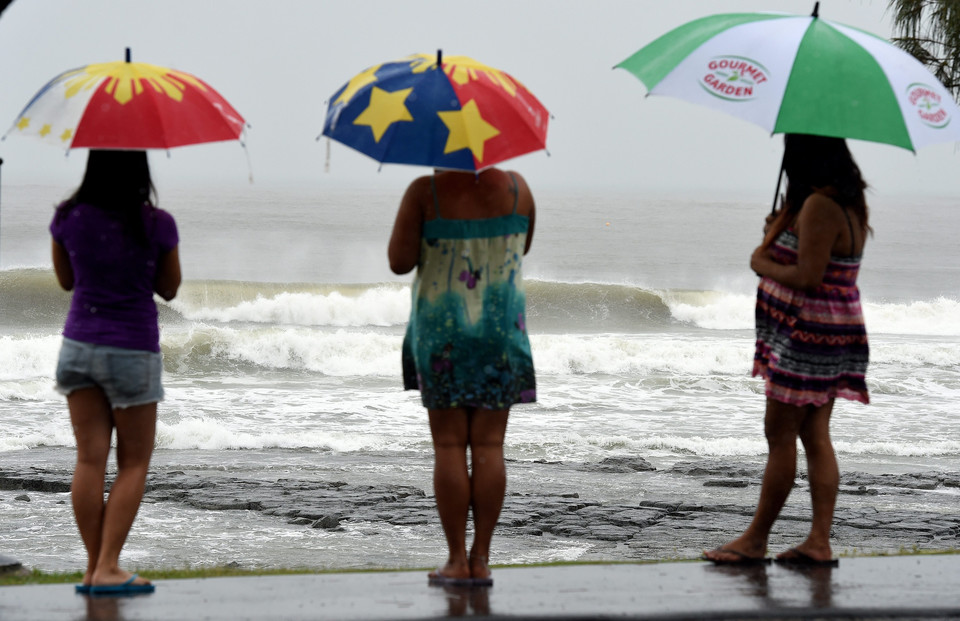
[0,335,62,381]
[172,286,411,327]
[162,325,401,376]
[663,290,755,330]
[863,297,960,336]
[530,334,753,376]
[664,290,960,336]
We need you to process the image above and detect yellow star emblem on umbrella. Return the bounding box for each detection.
[438,99,500,162]
[353,86,414,142]
[333,64,381,106]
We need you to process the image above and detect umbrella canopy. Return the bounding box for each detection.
[322,52,549,171]
[615,4,960,152]
[5,49,246,150]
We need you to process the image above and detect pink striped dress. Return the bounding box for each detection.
[753,228,869,406]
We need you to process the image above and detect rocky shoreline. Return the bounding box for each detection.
[3,456,957,566]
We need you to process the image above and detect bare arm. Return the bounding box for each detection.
[154,246,182,301]
[511,172,536,255]
[388,178,427,275]
[750,194,841,291]
[51,240,74,291]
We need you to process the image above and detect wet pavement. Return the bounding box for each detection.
[1,555,959,620]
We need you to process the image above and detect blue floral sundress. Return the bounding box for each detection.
[401,174,536,410]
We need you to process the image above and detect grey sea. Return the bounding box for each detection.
[1,183,958,573]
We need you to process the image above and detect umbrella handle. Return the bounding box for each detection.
[436,49,442,67]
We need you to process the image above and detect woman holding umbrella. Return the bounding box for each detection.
[52,150,180,594]
[704,134,870,566]
[389,166,537,586]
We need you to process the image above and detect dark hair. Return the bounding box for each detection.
[60,150,157,245]
[765,134,871,247]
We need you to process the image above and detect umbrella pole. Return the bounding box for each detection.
[770,150,785,215]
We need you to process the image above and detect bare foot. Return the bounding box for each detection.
[776,544,833,563]
[469,554,491,581]
[702,537,767,563]
[428,561,470,582]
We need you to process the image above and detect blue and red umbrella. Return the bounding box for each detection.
[322,52,549,171]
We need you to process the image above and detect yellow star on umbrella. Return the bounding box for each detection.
[333,65,381,106]
[353,86,414,142]
[437,99,500,162]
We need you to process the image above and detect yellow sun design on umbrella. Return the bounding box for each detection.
[63,61,208,105]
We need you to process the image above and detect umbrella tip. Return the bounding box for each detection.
[125,47,131,62]
[436,49,442,67]
[811,1,819,18]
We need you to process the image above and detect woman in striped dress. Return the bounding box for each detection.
[704,134,870,566]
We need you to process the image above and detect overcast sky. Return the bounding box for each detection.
[1,0,957,198]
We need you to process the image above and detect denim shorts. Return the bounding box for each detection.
[55,338,164,408]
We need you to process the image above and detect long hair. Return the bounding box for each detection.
[58,150,157,245]
[763,134,871,249]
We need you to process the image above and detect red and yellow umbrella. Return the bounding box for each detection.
[6,49,246,150]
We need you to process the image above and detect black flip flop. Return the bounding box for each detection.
[774,547,839,567]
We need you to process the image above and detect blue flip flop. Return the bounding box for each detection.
[89,574,155,596]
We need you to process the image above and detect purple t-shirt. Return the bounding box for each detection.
[50,201,179,353]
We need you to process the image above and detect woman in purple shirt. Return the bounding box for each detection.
[51,150,181,594]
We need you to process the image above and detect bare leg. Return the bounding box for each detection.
[704,398,806,562]
[91,403,156,586]
[467,409,509,580]
[428,408,471,580]
[68,388,114,585]
[784,400,838,562]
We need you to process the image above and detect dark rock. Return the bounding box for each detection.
[312,515,341,529]
[579,456,656,473]
[703,480,749,488]
[669,460,763,479]
[287,518,313,526]
[0,554,23,574]
[840,485,878,496]
[14,494,30,502]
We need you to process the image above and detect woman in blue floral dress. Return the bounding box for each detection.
[389,167,536,586]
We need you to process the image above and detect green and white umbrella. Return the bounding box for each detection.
[616,4,960,152]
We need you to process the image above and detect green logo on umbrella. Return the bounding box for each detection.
[701,56,769,102]
[907,83,951,129]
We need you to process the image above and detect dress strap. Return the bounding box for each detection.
[430,175,444,219]
[508,172,519,214]
[840,206,856,256]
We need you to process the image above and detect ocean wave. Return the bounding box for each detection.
[4,268,959,336]
[162,325,401,376]
[155,416,403,452]
[15,423,953,459]
[532,334,752,376]
[5,327,959,382]
[170,281,411,327]
[0,335,63,383]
